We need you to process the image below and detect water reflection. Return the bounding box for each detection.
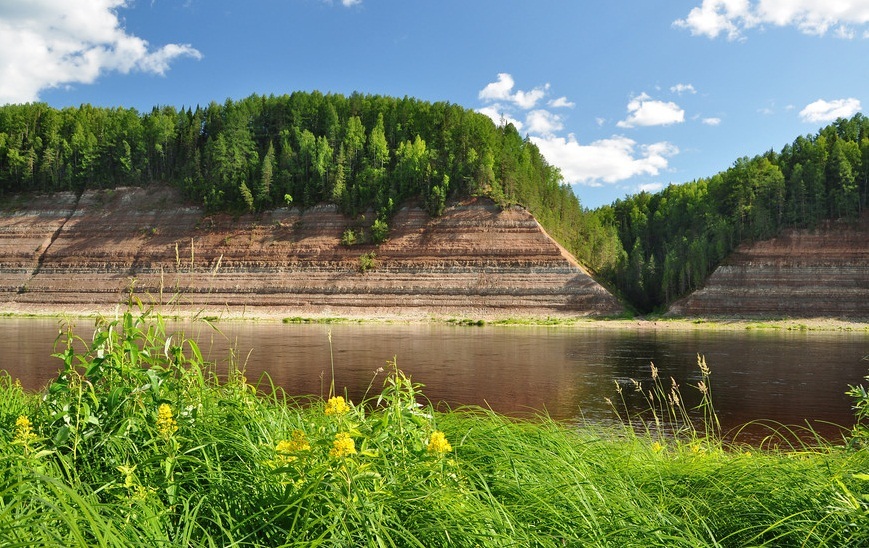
[2,318,866,441]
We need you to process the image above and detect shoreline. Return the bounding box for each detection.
[0,302,866,332]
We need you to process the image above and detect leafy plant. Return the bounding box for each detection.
[340,228,358,246]
[847,355,869,447]
[358,251,377,273]
[370,218,389,244]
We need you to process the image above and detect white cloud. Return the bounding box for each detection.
[702,117,722,125]
[479,73,516,102]
[477,75,681,187]
[479,73,549,109]
[548,96,575,108]
[638,182,665,193]
[799,98,862,123]
[671,83,697,95]
[341,0,362,5]
[675,0,869,40]
[617,93,685,128]
[0,0,201,105]
[525,110,563,137]
[513,84,549,109]
[530,134,679,186]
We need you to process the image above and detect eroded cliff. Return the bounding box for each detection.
[669,213,869,319]
[0,186,623,319]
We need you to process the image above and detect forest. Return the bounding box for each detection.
[0,94,866,313]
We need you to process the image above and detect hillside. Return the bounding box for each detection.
[0,186,622,319]
[668,212,869,319]
[1,99,867,319]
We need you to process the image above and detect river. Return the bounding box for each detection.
[2,318,867,443]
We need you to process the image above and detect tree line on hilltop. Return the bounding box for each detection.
[0,94,865,313]
[602,114,869,312]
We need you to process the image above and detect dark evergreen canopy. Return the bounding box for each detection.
[0,94,865,313]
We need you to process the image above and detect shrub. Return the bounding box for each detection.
[370,218,389,244]
[358,251,377,273]
[340,228,358,246]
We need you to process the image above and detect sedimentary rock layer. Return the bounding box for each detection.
[669,215,869,318]
[0,186,623,318]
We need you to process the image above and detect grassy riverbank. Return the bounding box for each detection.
[2,308,869,546]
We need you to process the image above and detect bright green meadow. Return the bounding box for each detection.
[2,308,868,546]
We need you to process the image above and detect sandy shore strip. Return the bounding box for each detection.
[0,301,866,332]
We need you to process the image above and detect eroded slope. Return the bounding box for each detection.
[669,214,869,319]
[0,187,622,318]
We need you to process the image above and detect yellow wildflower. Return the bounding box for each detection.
[427,431,452,454]
[651,441,664,453]
[276,430,311,463]
[156,404,178,438]
[325,396,351,416]
[14,415,36,444]
[329,432,356,458]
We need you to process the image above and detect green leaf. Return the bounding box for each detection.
[53,425,70,445]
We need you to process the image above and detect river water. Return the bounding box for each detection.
[3,318,867,443]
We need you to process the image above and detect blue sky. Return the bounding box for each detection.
[1,1,867,208]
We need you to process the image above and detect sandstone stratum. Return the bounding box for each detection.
[0,186,623,319]
[669,212,869,319]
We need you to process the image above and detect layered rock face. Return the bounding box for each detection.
[0,186,622,318]
[669,214,869,318]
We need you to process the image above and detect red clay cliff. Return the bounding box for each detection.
[0,186,623,319]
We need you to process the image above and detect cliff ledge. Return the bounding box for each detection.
[0,186,623,319]
[669,213,869,319]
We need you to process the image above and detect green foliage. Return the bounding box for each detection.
[340,228,358,246]
[847,357,869,447]
[358,251,377,273]
[0,93,593,231]
[1,309,869,546]
[370,218,389,244]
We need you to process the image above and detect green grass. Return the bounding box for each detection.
[282,316,362,324]
[2,307,868,546]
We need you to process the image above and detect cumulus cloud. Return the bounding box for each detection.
[525,110,563,137]
[675,0,869,40]
[799,98,862,122]
[478,74,681,186]
[671,83,697,95]
[0,0,201,104]
[479,73,549,109]
[530,134,678,186]
[617,93,685,128]
[548,96,576,108]
[638,182,665,193]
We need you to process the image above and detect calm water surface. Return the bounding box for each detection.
[3,318,867,441]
